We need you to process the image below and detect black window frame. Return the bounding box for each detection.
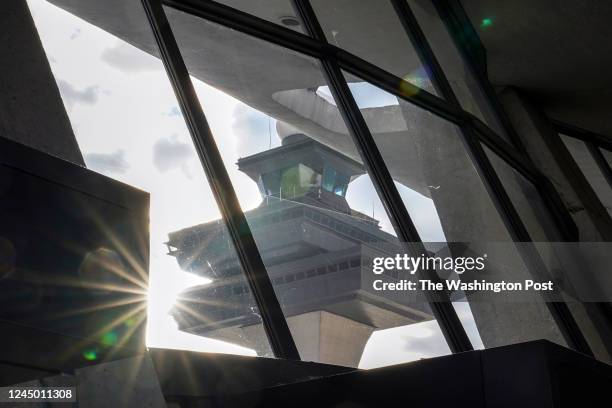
[554,120,612,191]
[140,0,594,360]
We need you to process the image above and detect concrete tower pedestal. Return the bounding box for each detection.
[206,311,375,367]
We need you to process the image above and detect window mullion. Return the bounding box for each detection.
[141,0,300,360]
[292,0,474,354]
[166,0,465,126]
[587,143,612,189]
[391,0,460,106]
[461,128,593,356]
[432,0,526,153]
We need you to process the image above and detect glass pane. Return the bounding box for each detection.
[166,7,455,368]
[213,0,306,34]
[311,0,438,95]
[29,0,266,358]
[341,74,568,350]
[407,0,508,140]
[561,135,612,216]
[484,147,562,242]
[485,145,612,362]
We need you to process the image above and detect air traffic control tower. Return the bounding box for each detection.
[166,132,433,367]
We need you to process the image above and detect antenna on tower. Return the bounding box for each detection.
[268,117,272,149]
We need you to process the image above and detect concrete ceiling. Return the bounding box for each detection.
[44,0,611,194]
[45,0,437,197]
[47,0,611,140]
[462,0,612,137]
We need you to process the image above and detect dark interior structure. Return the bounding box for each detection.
[0,137,149,386]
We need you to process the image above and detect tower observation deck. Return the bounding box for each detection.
[166,133,434,367]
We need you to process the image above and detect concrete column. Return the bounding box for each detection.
[497,87,612,361]
[497,87,612,241]
[287,311,375,367]
[207,311,375,367]
[392,99,567,350]
[0,0,84,165]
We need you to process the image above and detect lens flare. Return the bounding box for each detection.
[399,78,420,98]
[101,331,119,346]
[82,348,99,361]
[480,18,493,29]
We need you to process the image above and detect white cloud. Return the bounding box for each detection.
[57,79,100,108]
[85,150,129,174]
[152,135,195,173]
[359,320,450,369]
[69,27,82,40]
[165,106,182,117]
[232,104,279,157]
[101,41,160,74]
[401,324,449,355]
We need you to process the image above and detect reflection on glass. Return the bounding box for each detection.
[485,146,612,362]
[560,135,612,216]
[344,73,510,244]
[407,0,508,140]
[166,7,454,368]
[484,146,561,241]
[341,75,567,350]
[29,0,263,357]
[311,0,438,95]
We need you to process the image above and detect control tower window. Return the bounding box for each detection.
[260,164,320,199]
[322,165,350,197]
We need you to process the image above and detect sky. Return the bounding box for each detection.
[27,0,482,368]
